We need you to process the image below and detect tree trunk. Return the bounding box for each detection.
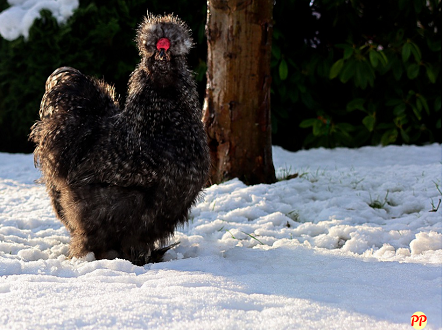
[203,0,277,186]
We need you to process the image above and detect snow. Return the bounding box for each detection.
[0,144,441,329]
[0,0,79,40]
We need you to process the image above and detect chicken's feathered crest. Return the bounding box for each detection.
[136,13,193,58]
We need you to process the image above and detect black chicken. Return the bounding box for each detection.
[30,13,210,265]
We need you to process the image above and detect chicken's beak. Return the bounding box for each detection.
[154,47,170,62]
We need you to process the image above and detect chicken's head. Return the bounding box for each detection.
[136,13,193,66]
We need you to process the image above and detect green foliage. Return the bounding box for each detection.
[0,0,440,152]
[0,0,207,152]
[271,0,441,150]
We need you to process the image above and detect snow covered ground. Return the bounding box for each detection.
[0,144,441,329]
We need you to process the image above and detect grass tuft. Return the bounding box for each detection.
[369,191,390,209]
[430,181,442,212]
[277,165,299,181]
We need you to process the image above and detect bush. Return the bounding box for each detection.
[271,0,441,150]
[0,0,440,152]
[0,0,207,153]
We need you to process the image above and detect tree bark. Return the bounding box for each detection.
[203,0,276,186]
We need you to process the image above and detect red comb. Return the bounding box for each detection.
[156,38,170,50]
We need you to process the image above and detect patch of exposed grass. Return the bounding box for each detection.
[369,191,390,209]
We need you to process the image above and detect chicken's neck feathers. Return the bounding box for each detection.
[115,64,196,154]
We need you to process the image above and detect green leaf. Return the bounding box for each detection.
[299,118,316,128]
[363,60,376,87]
[369,50,378,67]
[336,44,354,60]
[381,128,398,145]
[410,42,422,62]
[417,95,430,115]
[378,51,388,66]
[407,90,416,98]
[316,60,329,77]
[362,115,376,132]
[411,104,421,120]
[394,114,408,126]
[400,129,410,143]
[339,60,356,83]
[402,43,412,63]
[296,82,307,93]
[426,64,437,83]
[344,47,354,60]
[313,120,324,136]
[346,98,366,112]
[354,62,368,89]
[279,58,288,81]
[329,59,344,79]
[406,63,420,79]
[393,103,406,116]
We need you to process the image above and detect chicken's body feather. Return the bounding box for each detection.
[30,14,210,265]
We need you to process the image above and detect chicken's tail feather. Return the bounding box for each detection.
[30,66,120,181]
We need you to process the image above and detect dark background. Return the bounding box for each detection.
[0,0,440,153]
